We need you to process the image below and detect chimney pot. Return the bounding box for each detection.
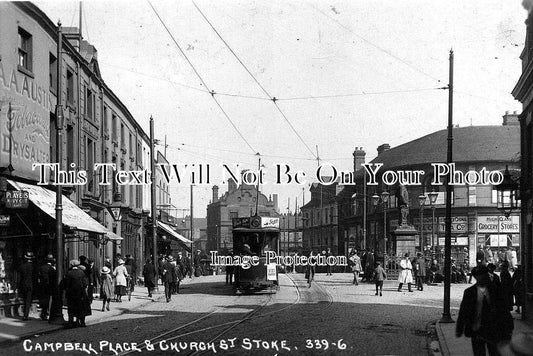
[377,143,391,156]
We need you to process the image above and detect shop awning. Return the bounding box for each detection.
[7,179,114,236]
[107,231,123,241]
[157,220,192,245]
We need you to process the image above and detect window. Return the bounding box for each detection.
[86,138,94,192]
[103,106,108,133]
[120,123,125,145]
[111,114,117,140]
[129,133,133,153]
[86,87,94,120]
[49,53,57,92]
[18,27,32,72]
[66,69,74,105]
[230,212,238,220]
[67,125,74,168]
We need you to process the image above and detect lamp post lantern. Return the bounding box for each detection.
[496,166,519,218]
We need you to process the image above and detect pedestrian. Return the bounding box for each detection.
[487,263,501,287]
[37,254,55,320]
[193,250,203,277]
[61,260,89,328]
[365,250,375,283]
[373,261,387,296]
[125,257,135,301]
[226,252,234,285]
[104,257,112,269]
[397,253,414,292]
[500,261,514,311]
[142,258,156,297]
[430,259,439,284]
[511,263,523,314]
[456,265,513,356]
[182,252,193,278]
[113,259,128,302]
[79,256,94,304]
[305,251,316,288]
[162,256,177,302]
[325,248,333,276]
[18,251,35,321]
[99,266,113,312]
[360,250,368,282]
[414,253,426,291]
[349,249,362,285]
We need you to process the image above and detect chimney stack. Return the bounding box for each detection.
[377,143,391,156]
[212,185,219,203]
[353,147,366,172]
[502,111,520,126]
[227,177,237,192]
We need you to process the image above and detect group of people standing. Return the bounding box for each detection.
[16,251,138,328]
[141,250,203,303]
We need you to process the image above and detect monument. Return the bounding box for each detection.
[392,184,418,257]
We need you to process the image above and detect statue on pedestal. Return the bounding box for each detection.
[396,184,410,226]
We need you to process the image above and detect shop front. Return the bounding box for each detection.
[0,179,121,311]
[476,215,520,267]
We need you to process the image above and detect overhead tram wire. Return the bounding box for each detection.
[307,3,443,85]
[192,1,317,160]
[147,1,258,155]
[277,87,446,101]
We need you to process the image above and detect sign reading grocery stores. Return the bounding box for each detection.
[0,61,53,181]
[477,216,520,234]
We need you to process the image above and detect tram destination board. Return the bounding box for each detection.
[5,190,29,209]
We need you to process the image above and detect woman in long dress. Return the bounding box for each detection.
[397,253,414,292]
[113,259,129,302]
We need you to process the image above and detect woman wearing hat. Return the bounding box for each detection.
[113,259,129,302]
[99,266,113,312]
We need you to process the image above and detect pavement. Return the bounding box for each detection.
[0,283,166,344]
[436,310,533,356]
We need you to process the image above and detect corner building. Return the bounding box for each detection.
[337,118,520,268]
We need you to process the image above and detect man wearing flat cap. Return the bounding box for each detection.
[162,256,177,302]
[456,265,513,355]
[38,254,56,320]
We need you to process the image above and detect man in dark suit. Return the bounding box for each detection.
[456,265,513,356]
[18,251,35,321]
[37,254,55,320]
[162,256,177,302]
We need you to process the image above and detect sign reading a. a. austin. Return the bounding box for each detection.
[0,61,53,180]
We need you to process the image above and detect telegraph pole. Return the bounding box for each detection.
[150,116,158,284]
[190,184,194,254]
[441,49,454,323]
[49,21,65,325]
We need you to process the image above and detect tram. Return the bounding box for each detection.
[232,216,280,294]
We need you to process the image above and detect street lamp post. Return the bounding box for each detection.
[372,193,379,253]
[428,190,439,253]
[381,191,390,257]
[418,194,427,253]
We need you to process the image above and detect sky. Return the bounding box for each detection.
[34,0,527,218]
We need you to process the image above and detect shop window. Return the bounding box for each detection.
[49,53,57,92]
[18,27,32,73]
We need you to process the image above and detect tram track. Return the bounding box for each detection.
[118,273,335,356]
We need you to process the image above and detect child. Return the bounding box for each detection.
[100,266,113,312]
[373,261,387,296]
